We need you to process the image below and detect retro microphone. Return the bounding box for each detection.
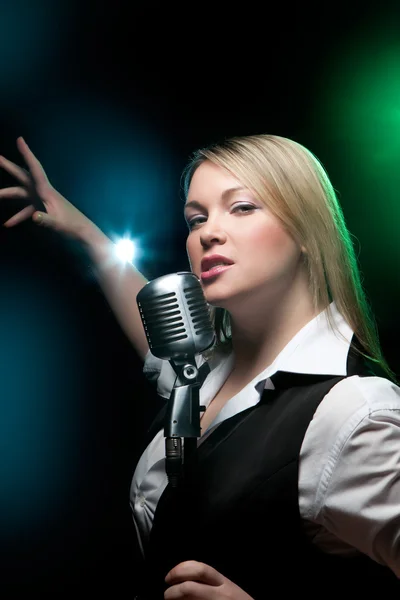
[136,271,215,487]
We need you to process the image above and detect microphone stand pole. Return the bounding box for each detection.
[164,356,206,488]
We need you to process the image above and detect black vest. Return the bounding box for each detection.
[136,347,399,597]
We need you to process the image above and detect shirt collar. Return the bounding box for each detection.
[264,301,354,379]
[209,302,354,391]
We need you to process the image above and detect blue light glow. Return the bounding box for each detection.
[114,238,136,263]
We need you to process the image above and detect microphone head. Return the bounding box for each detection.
[136,271,215,360]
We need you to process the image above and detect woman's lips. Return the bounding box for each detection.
[200,264,233,281]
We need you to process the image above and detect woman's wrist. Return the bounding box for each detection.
[77,219,115,263]
[78,218,107,247]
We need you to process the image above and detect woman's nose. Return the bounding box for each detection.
[200,222,227,248]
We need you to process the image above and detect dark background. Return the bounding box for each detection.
[0,0,399,593]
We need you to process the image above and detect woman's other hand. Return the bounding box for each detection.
[0,137,93,240]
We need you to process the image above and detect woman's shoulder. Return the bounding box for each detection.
[325,374,400,414]
[306,374,400,448]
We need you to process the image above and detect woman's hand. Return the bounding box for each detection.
[164,561,254,599]
[0,137,94,240]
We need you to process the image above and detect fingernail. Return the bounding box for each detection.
[35,212,42,223]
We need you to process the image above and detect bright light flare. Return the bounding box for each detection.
[114,238,136,264]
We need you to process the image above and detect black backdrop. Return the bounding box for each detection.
[0,1,399,593]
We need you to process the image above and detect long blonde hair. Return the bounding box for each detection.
[181,134,397,382]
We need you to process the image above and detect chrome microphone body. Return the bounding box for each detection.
[136,272,215,486]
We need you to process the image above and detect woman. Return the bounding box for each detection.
[1,135,399,597]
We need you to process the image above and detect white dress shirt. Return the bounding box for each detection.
[130,302,400,577]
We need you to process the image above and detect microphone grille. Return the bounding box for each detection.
[137,272,215,360]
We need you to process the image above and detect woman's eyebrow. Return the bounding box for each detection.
[184,200,204,212]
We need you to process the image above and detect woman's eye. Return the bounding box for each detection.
[187,216,205,229]
[187,205,256,230]
[232,204,256,213]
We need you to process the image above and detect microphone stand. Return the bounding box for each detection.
[164,356,206,488]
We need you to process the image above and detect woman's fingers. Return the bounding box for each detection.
[0,138,51,197]
[3,204,35,227]
[0,186,30,199]
[16,137,49,188]
[0,155,31,187]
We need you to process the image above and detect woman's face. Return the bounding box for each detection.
[185,160,303,309]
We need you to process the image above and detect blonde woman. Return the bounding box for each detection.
[1,135,399,598]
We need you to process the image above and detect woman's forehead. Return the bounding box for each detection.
[187,161,244,200]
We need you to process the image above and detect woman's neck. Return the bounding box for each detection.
[229,291,324,377]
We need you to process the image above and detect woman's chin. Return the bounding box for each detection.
[201,280,237,309]
[204,294,230,309]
